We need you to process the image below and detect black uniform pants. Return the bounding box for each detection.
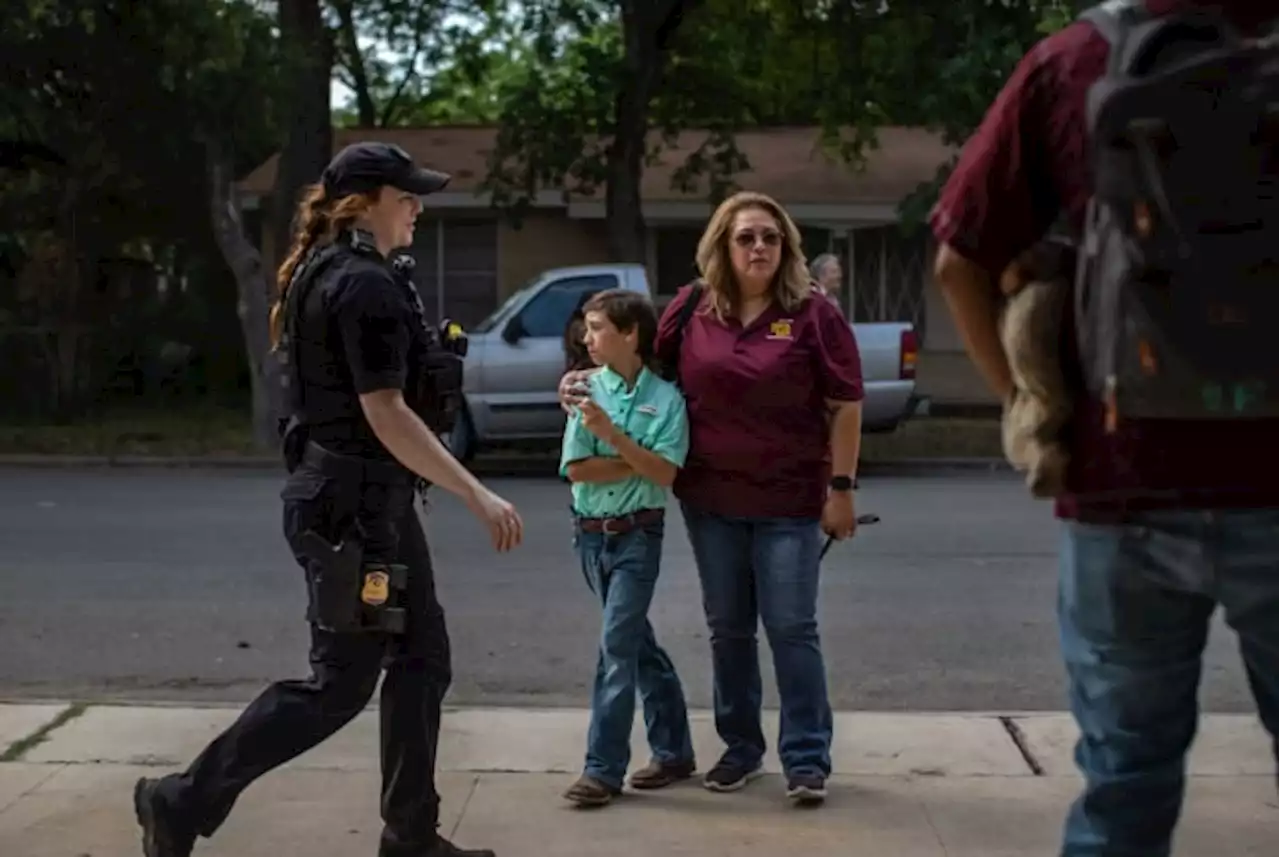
[157,445,452,847]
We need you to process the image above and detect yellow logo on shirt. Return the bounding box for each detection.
[768,320,794,340]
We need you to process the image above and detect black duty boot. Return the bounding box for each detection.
[133,777,197,857]
[380,833,495,857]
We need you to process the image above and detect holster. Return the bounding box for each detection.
[280,415,308,474]
[414,349,465,434]
[296,528,409,634]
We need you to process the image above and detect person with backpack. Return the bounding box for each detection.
[559,190,865,805]
[931,2,1277,854]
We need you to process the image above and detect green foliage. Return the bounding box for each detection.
[0,0,281,417]
[477,0,1086,232]
[478,1,618,213]
[0,0,1092,420]
[329,0,507,127]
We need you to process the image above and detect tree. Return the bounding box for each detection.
[483,0,708,263]
[330,0,501,127]
[0,0,281,420]
[847,1,1085,224]
[480,0,1083,253]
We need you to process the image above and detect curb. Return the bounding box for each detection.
[860,457,1012,475]
[0,454,1013,475]
[0,453,1013,475]
[0,454,562,478]
[0,454,282,469]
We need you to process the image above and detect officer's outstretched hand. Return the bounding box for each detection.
[466,486,524,552]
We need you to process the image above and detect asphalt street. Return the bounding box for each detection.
[0,466,1259,713]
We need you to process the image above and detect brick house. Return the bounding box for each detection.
[236,125,995,404]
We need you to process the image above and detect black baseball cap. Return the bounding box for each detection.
[321,141,451,197]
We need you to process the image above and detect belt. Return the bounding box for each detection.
[576,507,665,535]
[301,441,413,485]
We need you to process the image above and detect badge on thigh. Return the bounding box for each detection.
[361,569,390,606]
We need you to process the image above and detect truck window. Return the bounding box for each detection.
[517,274,619,338]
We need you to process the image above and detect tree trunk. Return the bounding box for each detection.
[206,140,280,450]
[606,1,697,263]
[271,0,334,266]
[332,0,378,127]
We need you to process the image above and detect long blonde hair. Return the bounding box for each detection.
[268,183,378,350]
[694,191,812,320]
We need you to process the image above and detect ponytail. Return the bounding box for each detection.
[270,184,330,351]
[268,183,378,351]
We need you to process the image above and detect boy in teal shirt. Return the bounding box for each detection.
[559,288,695,807]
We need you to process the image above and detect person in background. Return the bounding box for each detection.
[563,292,594,372]
[560,190,865,806]
[809,253,844,314]
[559,288,695,808]
[931,3,1277,855]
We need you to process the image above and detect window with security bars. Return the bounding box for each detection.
[407,217,500,328]
[842,225,930,344]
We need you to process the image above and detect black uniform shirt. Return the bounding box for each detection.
[296,248,417,459]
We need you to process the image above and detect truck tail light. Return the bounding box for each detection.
[899,328,919,380]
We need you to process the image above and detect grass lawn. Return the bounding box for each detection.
[0,406,260,456]
[860,416,1003,461]
[0,408,1003,461]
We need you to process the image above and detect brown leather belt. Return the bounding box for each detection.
[576,507,665,535]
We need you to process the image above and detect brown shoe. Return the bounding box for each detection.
[562,774,621,807]
[627,757,697,790]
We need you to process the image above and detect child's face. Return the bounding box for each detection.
[583,310,636,367]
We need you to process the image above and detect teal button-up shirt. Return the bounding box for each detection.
[559,365,689,518]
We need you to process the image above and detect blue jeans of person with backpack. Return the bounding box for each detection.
[1057,509,1278,857]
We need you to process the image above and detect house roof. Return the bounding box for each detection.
[237,125,956,205]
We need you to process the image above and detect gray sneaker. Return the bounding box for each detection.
[702,757,764,792]
[785,772,827,805]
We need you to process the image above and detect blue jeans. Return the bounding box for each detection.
[576,518,693,790]
[680,503,833,777]
[1058,509,1278,857]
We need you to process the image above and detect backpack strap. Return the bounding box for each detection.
[663,281,704,382]
[674,281,704,338]
[1079,0,1149,71]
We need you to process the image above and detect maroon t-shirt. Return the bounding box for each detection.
[655,283,865,519]
[929,0,1277,522]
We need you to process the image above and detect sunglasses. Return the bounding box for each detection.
[733,229,782,248]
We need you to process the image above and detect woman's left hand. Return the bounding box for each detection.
[821,490,857,540]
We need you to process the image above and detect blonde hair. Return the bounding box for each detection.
[268,183,378,350]
[694,191,812,320]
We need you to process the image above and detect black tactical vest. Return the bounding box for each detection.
[274,231,466,472]
[389,252,467,436]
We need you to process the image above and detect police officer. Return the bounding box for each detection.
[132,142,523,857]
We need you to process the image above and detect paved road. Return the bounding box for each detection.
[0,467,1259,713]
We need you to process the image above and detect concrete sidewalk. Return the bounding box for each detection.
[1,702,1274,856]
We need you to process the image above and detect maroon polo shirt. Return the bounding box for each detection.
[930,0,1277,522]
[655,283,865,519]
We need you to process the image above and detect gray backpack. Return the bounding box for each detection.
[1072,0,1277,428]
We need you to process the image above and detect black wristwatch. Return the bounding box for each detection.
[829,475,854,492]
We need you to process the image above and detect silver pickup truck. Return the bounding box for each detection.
[445,263,918,460]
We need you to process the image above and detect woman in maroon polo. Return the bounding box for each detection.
[559,191,865,805]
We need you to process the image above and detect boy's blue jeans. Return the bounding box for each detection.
[1058,509,1278,857]
[576,516,693,790]
[680,503,833,778]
